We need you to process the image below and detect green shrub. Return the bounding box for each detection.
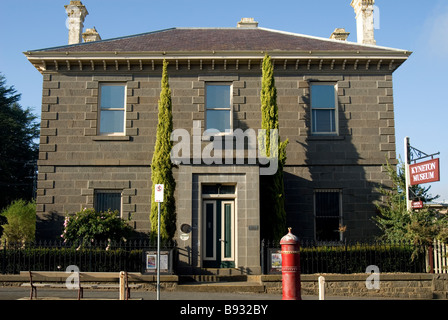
[61,208,134,246]
[0,199,36,245]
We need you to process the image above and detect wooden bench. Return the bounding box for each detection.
[21,271,141,300]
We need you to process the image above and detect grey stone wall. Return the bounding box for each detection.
[175,165,260,274]
[262,273,446,300]
[36,61,396,243]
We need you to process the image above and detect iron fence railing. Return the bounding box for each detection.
[1,239,433,275]
[1,239,176,274]
[261,239,428,274]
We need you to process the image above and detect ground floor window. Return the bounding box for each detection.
[94,190,122,216]
[314,189,342,241]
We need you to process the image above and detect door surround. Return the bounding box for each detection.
[201,184,236,268]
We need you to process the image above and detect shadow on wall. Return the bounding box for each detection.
[283,85,384,241]
[35,211,65,241]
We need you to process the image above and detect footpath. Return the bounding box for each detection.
[0,272,444,300]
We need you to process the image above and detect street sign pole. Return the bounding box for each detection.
[154,184,164,301]
[157,201,161,301]
[404,137,411,212]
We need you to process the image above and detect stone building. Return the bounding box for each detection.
[24,1,410,274]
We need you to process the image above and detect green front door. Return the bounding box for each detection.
[203,200,235,268]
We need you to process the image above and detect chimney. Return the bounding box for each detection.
[237,18,258,28]
[83,27,101,42]
[351,0,376,45]
[65,1,88,45]
[330,28,350,41]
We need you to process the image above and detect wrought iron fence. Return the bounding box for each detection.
[0,239,176,274]
[1,239,431,275]
[261,239,428,274]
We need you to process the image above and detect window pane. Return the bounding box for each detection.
[206,85,231,109]
[311,85,335,108]
[95,192,121,214]
[224,203,232,258]
[315,192,340,217]
[202,184,236,194]
[312,109,335,133]
[205,203,215,258]
[315,191,340,241]
[100,110,124,134]
[202,185,219,194]
[206,110,231,132]
[220,185,235,194]
[100,85,125,109]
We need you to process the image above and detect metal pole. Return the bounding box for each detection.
[318,276,325,300]
[404,137,411,211]
[157,202,161,300]
[119,271,125,300]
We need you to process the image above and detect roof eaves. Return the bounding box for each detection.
[24,50,411,60]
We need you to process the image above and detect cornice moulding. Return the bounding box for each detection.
[25,51,409,74]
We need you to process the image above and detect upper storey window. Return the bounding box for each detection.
[99,84,126,135]
[205,83,232,134]
[310,83,338,135]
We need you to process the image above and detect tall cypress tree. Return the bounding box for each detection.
[150,60,176,241]
[260,54,289,242]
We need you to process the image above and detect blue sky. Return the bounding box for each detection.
[1,0,447,202]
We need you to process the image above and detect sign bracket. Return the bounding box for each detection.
[409,145,440,163]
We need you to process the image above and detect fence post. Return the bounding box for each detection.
[434,240,439,274]
[119,271,125,300]
[428,243,434,274]
[442,243,448,273]
[318,276,325,300]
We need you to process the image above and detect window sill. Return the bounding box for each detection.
[92,136,131,141]
[202,133,234,141]
[308,135,345,141]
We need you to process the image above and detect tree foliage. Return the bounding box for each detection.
[0,73,39,210]
[0,199,36,245]
[150,60,176,241]
[260,55,289,242]
[374,159,448,247]
[61,208,133,246]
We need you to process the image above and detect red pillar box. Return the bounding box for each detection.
[280,228,301,300]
